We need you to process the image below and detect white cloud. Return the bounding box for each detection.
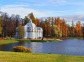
[1,4,66,18]
[1,3,74,18]
[1,5,49,18]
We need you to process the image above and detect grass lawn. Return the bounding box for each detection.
[0,51,84,62]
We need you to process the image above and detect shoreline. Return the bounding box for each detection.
[17,38,63,42]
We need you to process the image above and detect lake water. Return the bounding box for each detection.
[0,39,84,55]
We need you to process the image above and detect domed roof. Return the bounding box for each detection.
[25,19,36,28]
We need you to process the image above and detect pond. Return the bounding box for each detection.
[0,39,84,55]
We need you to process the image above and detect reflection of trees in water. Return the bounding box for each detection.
[18,41,31,48]
[18,41,25,45]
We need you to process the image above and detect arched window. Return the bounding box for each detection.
[27,27,31,32]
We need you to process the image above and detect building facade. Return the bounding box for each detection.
[16,19,43,39]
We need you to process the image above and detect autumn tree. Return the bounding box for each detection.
[45,20,51,37]
[28,13,36,24]
[35,18,40,26]
[0,16,2,36]
[75,21,82,37]
[61,20,68,37]
[82,24,84,38]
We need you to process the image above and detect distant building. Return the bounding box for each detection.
[16,19,43,39]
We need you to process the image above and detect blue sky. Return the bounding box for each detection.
[0,0,84,18]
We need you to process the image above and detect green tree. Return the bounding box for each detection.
[18,24,24,39]
[53,25,62,38]
[24,16,30,25]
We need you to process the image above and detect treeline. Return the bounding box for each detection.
[40,17,84,38]
[0,12,40,38]
[0,12,84,38]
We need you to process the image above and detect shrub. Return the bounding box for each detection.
[13,46,31,53]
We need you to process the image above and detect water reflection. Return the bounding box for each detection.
[0,39,84,55]
[31,42,43,53]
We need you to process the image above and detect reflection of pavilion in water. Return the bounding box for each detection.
[31,42,43,53]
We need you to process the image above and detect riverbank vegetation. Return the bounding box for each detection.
[0,51,84,62]
[13,46,31,52]
[17,38,62,42]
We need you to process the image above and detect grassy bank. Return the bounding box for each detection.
[0,38,62,45]
[0,51,84,62]
[0,39,18,45]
